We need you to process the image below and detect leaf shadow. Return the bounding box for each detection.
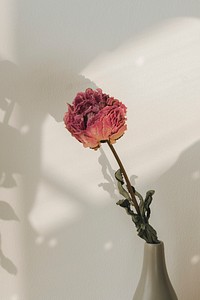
[0,201,20,221]
[0,234,18,275]
[0,201,19,274]
[98,147,117,200]
[98,147,138,200]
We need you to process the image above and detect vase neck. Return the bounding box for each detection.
[141,241,167,277]
[133,241,178,299]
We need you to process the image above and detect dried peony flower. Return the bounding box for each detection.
[64,88,127,149]
[64,87,160,244]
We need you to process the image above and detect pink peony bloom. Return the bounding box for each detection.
[64,88,127,149]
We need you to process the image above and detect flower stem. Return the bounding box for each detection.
[106,141,140,216]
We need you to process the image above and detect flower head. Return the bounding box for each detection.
[64,88,127,149]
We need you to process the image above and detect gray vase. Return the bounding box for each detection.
[133,241,178,300]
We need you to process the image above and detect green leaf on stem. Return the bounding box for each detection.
[115,173,159,244]
[115,169,131,200]
[143,190,155,220]
[116,199,134,216]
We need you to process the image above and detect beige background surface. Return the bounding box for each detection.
[1,0,200,299]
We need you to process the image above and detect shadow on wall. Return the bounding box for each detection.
[0,0,200,299]
[98,147,138,200]
[98,139,200,300]
[0,59,96,277]
[154,140,200,300]
[0,234,18,275]
[98,148,117,200]
[0,201,19,274]
[97,139,200,300]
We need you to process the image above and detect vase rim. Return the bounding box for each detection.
[145,240,164,247]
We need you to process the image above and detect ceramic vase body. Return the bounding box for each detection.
[133,241,178,300]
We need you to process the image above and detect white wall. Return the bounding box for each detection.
[1,1,200,299]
